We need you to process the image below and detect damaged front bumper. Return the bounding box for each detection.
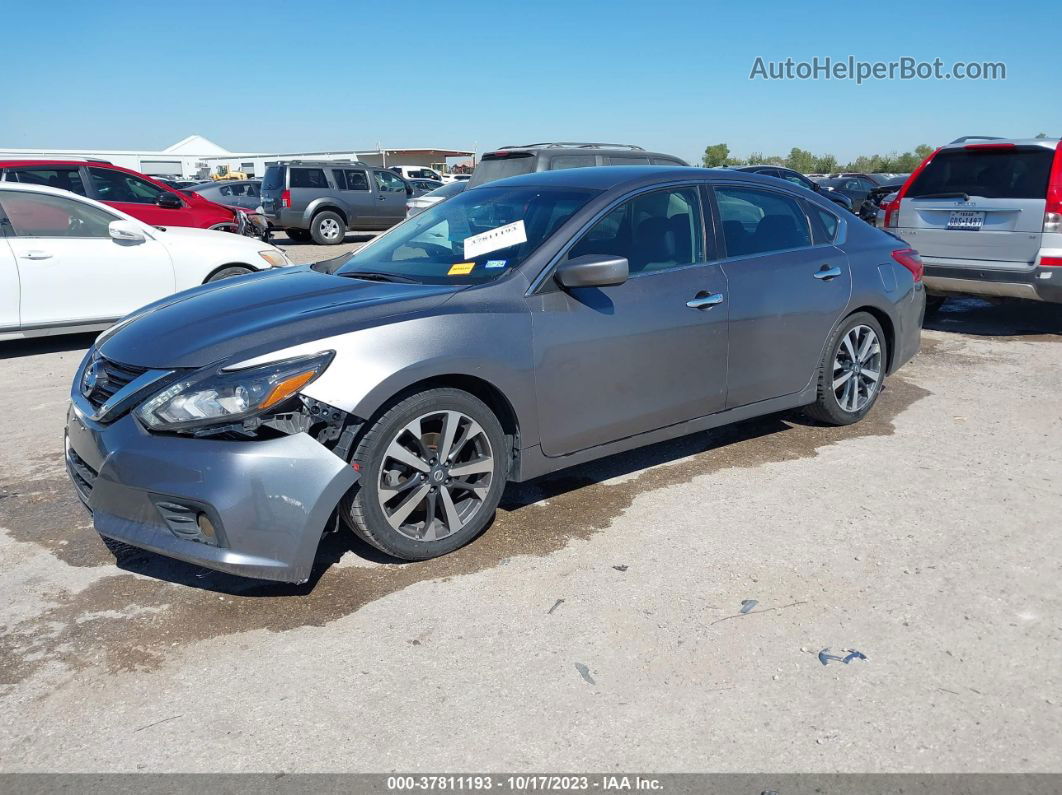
[64,401,359,584]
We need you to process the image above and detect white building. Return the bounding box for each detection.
[0,134,476,179]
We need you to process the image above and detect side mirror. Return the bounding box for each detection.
[812,182,822,191]
[555,254,628,288]
[109,220,146,243]
[156,192,183,209]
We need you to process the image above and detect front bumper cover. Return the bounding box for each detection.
[65,404,359,583]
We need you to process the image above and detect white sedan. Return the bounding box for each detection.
[0,182,291,340]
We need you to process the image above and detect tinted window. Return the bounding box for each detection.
[374,170,406,192]
[906,148,1054,200]
[218,185,233,196]
[606,156,652,166]
[568,187,703,274]
[650,157,686,166]
[466,153,536,187]
[89,168,167,204]
[811,206,839,241]
[262,166,286,191]
[778,170,813,189]
[289,168,328,189]
[336,169,369,191]
[716,187,812,257]
[0,190,116,237]
[550,155,596,170]
[336,186,598,284]
[5,167,87,196]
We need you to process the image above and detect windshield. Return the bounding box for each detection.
[336,185,599,284]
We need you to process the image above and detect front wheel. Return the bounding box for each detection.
[342,388,508,560]
[310,211,346,245]
[804,312,887,426]
[206,265,254,283]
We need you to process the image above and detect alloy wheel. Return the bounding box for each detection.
[319,218,341,240]
[832,324,882,413]
[376,410,495,542]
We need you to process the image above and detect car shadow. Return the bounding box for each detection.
[273,232,379,247]
[925,297,1062,338]
[0,332,96,360]
[107,413,793,597]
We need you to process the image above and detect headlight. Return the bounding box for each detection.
[258,249,290,267]
[136,351,333,431]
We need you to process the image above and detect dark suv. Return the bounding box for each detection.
[260,160,413,244]
[467,143,688,187]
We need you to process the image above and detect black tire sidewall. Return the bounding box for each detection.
[345,389,508,560]
[311,211,345,245]
[285,228,311,242]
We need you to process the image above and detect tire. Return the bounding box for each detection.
[924,295,946,316]
[803,312,888,426]
[206,265,254,283]
[310,211,346,245]
[285,228,311,243]
[342,388,508,561]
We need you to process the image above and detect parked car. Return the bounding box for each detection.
[187,179,262,211]
[449,173,472,182]
[0,160,243,232]
[818,175,879,209]
[408,179,444,196]
[734,165,854,212]
[0,183,290,340]
[839,172,888,185]
[260,160,413,245]
[390,165,446,182]
[64,166,923,583]
[406,180,466,218]
[858,175,909,223]
[886,137,1062,309]
[467,142,688,187]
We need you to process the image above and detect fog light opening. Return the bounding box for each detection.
[197,512,218,543]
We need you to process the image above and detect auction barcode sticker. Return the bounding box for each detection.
[463,220,527,259]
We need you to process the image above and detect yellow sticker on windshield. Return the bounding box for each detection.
[448,262,475,275]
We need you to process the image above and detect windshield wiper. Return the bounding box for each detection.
[913,192,971,201]
[338,271,419,284]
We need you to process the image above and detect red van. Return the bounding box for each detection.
[0,160,239,231]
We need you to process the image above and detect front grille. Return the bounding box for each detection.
[83,356,149,409]
[66,445,98,502]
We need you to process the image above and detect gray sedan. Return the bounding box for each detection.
[66,166,924,582]
[406,179,466,217]
[186,179,262,211]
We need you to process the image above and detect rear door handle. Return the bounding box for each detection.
[686,292,725,309]
[814,265,842,280]
[20,250,53,260]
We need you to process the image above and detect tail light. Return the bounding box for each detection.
[891,248,924,283]
[885,147,942,228]
[1041,257,1062,266]
[1044,141,1062,233]
[281,189,291,208]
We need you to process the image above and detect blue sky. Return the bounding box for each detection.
[2,0,1057,164]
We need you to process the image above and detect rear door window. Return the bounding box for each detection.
[4,167,88,196]
[716,187,812,257]
[335,169,369,191]
[606,156,651,165]
[289,168,329,189]
[907,148,1054,199]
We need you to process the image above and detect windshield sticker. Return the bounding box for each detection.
[462,220,527,259]
[485,259,507,269]
[448,262,475,276]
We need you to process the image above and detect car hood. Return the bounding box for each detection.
[98,265,464,369]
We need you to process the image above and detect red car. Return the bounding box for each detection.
[0,160,239,231]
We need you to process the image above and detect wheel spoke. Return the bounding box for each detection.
[439,486,464,532]
[833,370,854,390]
[378,474,423,501]
[437,411,460,462]
[842,330,858,362]
[449,419,484,460]
[385,482,430,529]
[422,491,439,541]
[862,367,881,384]
[859,341,880,363]
[448,456,493,477]
[385,439,429,473]
[450,478,490,500]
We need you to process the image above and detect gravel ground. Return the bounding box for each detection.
[0,297,1059,772]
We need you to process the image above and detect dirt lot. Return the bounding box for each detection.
[0,297,1059,773]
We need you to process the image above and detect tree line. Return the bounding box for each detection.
[701,143,936,174]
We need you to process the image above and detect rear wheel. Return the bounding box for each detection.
[804,312,887,426]
[285,228,311,243]
[310,211,345,245]
[342,388,508,560]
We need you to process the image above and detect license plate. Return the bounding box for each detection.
[947,210,985,230]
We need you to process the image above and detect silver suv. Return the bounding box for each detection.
[887,136,1062,307]
[467,142,688,187]
[260,160,413,245]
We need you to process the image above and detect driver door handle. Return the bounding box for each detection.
[20,250,53,260]
[814,265,842,280]
[686,292,725,309]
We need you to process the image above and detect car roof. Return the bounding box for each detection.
[472,165,797,192]
[939,136,1060,151]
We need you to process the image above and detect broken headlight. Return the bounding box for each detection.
[135,351,333,431]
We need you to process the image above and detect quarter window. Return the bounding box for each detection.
[715,187,812,257]
[568,187,703,274]
[89,168,167,204]
[811,205,840,242]
[289,168,329,189]
[0,190,117,238]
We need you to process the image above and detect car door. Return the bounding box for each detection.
[372,169,410,227]
[713,184,850,408]
[333,168,377,228]
[0,216,19,332]
[0,189,174,327]
[529,184,729,457]
[86,166,186,227]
